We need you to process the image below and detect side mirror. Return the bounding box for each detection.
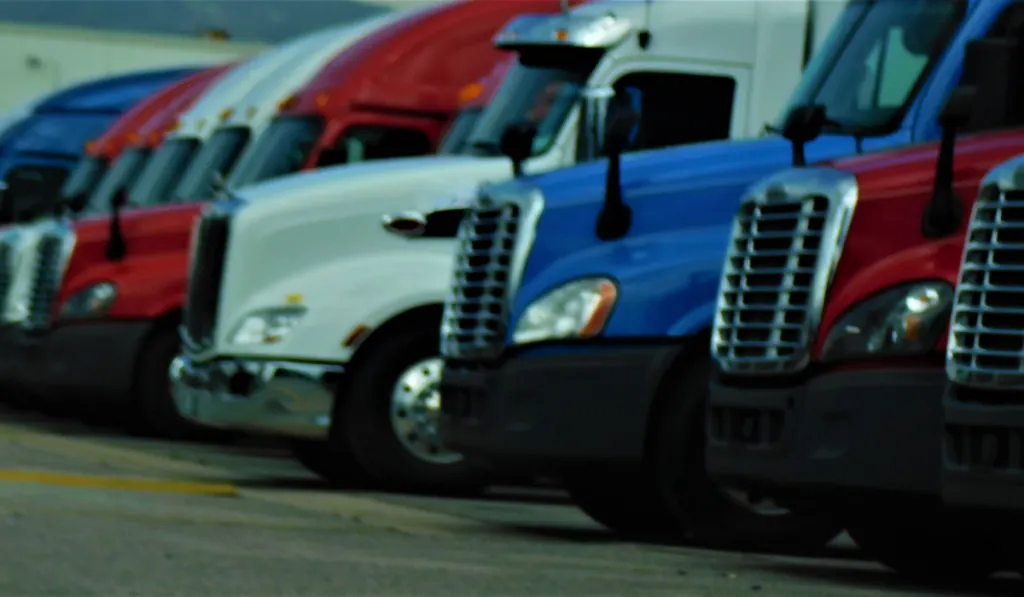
[577,86,615,162]
[780,104,826,167]
[0,181,10,224]
[317,145,348,168]
[938,86,976,128]
[65,191,89,214]
[499,122,537,178]
[382,211,428,237]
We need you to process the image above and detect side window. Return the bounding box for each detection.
[321,126,432,167]
[612,72,736,152]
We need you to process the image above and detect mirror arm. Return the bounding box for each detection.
[921,121,964,238]
[106,203,127,261]
[595,147,631,241]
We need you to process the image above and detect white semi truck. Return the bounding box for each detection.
[172,0,845,491]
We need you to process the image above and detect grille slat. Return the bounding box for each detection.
[441,190,541,360]
[184,214,230,348]
[948,176,1024,389]
[712,169,857,376]
[23,227,74,329]
[0,241,12,314]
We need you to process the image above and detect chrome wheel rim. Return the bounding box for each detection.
[389,357,463,465]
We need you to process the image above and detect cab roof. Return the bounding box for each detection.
[220,9,427,130]
[135,64,235,148]
[87,64,235,159]
[34,66,203,114]
[280,0,573,119]
[169,23,360,140]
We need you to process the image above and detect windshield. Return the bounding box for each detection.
[82,147,150,215]
[775,0,964,134]
[463,57,599,158]
[437,107,483,155]
[226,116,324,189]
[59,155,107,202]
[128,138,199,206]
[173,127,251,201]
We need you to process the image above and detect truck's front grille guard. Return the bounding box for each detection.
[947,157,1024,390]
[441,188,544,360]
[712,168,858,375]
[182,212,231,350]
[22,223,76,331]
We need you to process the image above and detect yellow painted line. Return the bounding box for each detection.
[0,469,238,497]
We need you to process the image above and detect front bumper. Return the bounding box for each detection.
[439,342,682,472]
[707,368,946,501]
[942,383,1024,512]
[170,353,343,439]
[4,321,150,402]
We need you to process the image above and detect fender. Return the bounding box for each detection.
[511,219,732,340]
[217,237,453,363]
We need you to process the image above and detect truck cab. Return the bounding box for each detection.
[226,0,575,189]
[169,0,840,493]
[0,66,232,331]
[707,18,1024,578]
[0,67,200,224]
[168,12,416,203]
[438,0,1013,546]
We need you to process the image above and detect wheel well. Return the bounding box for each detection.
[641,328,711,460]
[335,303,444,401]
[129,309,182,392]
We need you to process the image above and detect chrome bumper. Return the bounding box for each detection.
[170,354,344,439]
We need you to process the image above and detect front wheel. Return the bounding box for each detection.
[649,355,842,549]
[340,323,488,494]
[847,514,1002,582]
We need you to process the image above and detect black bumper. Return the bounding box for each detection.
[439,343,682,472]
[707,368,946,500]
[9,321,151,403]
[942,384,1024,512]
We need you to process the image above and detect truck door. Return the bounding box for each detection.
[595,59,750,156]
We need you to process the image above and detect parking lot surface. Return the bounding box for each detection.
[0,404,1018,597]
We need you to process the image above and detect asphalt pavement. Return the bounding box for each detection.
[0,403,1019,597]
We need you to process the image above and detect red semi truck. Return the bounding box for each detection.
[60,65,232,216]
[225,0,576,189]
[707,33,1024,579]
[6,0,558,438]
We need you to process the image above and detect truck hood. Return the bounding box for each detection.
[236,154,516,219]
[509,133,878,338]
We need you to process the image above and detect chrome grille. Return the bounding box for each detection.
[183,212,230,348]
[441,186,543,359]
[948,158,1024,389]
[712,168,858,375]
[24,226,74,330]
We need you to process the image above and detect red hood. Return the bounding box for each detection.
[814,128,1024,358]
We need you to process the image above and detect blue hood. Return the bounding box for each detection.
[511,131,913,339]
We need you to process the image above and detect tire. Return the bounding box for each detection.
[649,355,843,550]
[561,468,667,538]
[290,439,372,488]
[571,355,840,548]
[128,324,222,441]
[340,322,487,494]
[847,514,1002,582]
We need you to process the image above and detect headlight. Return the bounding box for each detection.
[58,282,117,320]
[229,306,306,345]
[819,281,953,362]
[512,277,617,345]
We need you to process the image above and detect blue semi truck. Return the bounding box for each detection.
[0,67,200,223]
[439,0,1019,549]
